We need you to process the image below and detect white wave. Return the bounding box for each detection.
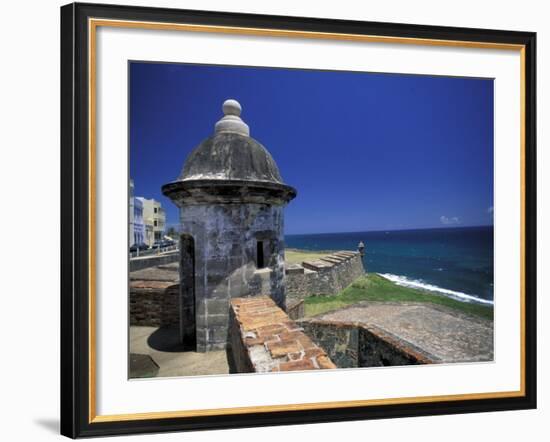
[378,273,494,306]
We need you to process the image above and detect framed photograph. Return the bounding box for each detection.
[60,2,536,438]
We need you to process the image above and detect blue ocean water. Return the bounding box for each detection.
[285,226,494,304]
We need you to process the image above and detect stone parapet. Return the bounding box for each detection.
[299,318,437,368]
[129,250,179,272]
[286,250,365,299]
[285,263,305,275]
[130,281,179,328]
[301,260,334,271]
[229,296,336,373]
[130,262,180,327]
[287,298,305,320]
[316,302,493,363]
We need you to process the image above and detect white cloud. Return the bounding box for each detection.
[440,215,460,225]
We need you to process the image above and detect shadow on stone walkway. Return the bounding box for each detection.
[147,326,187,353]
[130,326,229,378]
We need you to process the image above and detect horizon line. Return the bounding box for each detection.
[285,224,494,236]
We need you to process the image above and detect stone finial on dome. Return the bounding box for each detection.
[214,99,250,136]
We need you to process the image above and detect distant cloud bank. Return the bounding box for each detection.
[440,215,461,225]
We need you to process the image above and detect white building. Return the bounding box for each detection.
[129,180,135,247]
[137,197,166,246]
[129,179,146,246]
[133,197,145,245]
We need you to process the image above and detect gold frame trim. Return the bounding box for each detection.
[88,18,527,424]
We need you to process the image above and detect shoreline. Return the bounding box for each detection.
[304,273,494,320]
[285,248,494,320]
[377,272,493,306]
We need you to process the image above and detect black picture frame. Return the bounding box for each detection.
[60,2,537,438]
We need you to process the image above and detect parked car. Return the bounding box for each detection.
[153,239,176,249]
[129,243,149,252]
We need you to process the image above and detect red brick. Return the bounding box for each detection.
[267,340,302,358]
[277,330,305,341]
[244,336,265,346]
[287,351,304,361]
[317,356,337,370]
[303,348,325,360]
[279,359,317,371]
[281,321,303,332]
[255,324,287,337]
[296,335,317,350]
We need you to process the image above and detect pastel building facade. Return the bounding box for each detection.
[138,197,166,245]
[129,179,145,246]
[133,198,145,245]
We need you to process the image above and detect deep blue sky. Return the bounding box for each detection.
[130,62,494,235]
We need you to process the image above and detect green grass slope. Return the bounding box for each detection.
[304,273,493,320]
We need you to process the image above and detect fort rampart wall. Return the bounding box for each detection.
[286,251,365,299]
[129,251,363,328]
[229,296,336,373]
[298,318,436,368]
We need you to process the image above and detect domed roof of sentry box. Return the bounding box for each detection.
[162,99,296,205]
[179,99,283,183]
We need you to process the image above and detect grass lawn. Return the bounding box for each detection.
[304,273,494,320]
[285,249,336,264]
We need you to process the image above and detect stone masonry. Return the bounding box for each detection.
[286,251,364,299]
[129,263,179,328]
[162,99,296,352]
[302,301,494,366]
[299,318,435,368]
[175,203,288,351]
[229,296,336,373]
[128,251,355,331]
[129,250,179,272]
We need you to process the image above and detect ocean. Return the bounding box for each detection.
[285,226,494,305]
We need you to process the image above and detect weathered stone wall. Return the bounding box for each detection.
[179,235,195,349]
[299,319,435,368]
[358,326,434,366]
[129,281,179,327]
[286,251,365,299]
[129,261,305,351]
[287,298,305,320]
[229,296,336,373]
[180,203,286,351]
[129,250,179,272]
[129,263,180,328]
[298,320,359,368]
